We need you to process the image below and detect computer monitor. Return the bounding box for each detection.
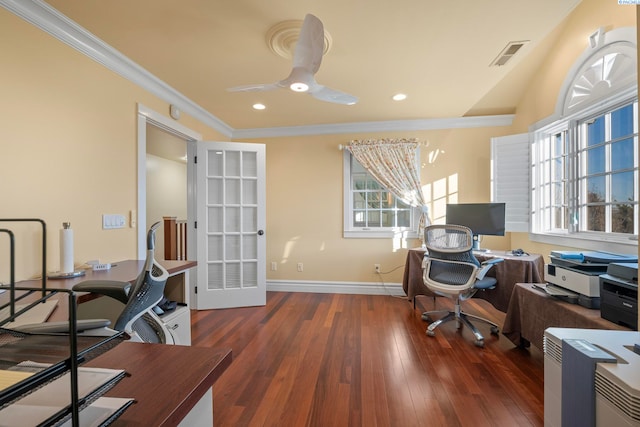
[445,203,506,251]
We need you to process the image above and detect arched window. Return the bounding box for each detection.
[530,27,637,251]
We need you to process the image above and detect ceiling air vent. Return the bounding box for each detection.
[490,40,529,67]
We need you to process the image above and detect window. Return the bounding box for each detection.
[496,27,638,252]
[343,152,418,238]
[532,99,638,246]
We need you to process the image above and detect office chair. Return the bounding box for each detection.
[14,222,175,344]
[421,224,503,347]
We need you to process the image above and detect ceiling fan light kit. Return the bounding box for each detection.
[227,14,358,106]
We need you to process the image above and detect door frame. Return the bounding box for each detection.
[136,103,202,259]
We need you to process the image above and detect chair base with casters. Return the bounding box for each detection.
[420,224,504,348]
[421,293,501,348]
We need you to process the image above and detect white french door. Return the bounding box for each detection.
[194,142,266,309]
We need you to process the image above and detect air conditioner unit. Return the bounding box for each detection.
[543,328,640,427]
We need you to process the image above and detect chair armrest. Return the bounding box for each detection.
[72,280,131,304]
[476,258,504,280]
[12,318,111,334]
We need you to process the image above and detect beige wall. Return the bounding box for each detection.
[246,126,513,284]
[0,0,636,288]
[0,8,224,281]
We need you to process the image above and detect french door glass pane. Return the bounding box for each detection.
[243,262,258,287]
[226,151,240,176]
[243,207,257,232]
[207,178,223,204]
[207,235,223,261]
[243,179,257,204]
[225,207,240,232]
[226,263,240,288]
[207,263,223,290]
[226,235,240,260]
[207,151,223,175]
[207,207,223,232]
[226,179,240,204]
[243,235,257,259]
[242,151,257,177]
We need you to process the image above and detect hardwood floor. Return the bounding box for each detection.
[191,292,544,427]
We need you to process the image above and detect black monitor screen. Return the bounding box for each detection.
[445,203,506,236]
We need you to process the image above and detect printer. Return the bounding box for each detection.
[544,251,637,309]
[599,262,638,329]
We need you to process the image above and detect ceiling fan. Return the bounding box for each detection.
[227,14,358,106]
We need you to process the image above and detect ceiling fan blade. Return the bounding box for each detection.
[293,14,324,75]
[227,82,281,92]
[310,85,358,105]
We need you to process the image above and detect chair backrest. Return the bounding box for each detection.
[113,221,170,343]
[422,224,480,291]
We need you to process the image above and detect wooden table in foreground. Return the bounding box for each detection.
[85,341,232,426]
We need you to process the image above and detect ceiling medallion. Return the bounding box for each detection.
[266,19,332,60]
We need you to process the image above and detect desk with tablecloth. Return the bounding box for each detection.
[502,283,630,350]
[402,248,545,312]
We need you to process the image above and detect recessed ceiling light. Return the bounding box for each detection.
[252,103,266,110]
[392,93,407,101]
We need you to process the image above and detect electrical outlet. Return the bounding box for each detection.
[271,262,277,271]
[297,262,303,272]
[374,264,381,273]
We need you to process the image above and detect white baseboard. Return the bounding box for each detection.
[266,279,406,297]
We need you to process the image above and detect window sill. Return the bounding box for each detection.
[529,231,638,256]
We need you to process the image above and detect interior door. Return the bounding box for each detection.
[194,142,266,309]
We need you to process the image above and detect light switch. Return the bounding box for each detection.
[103,214,126,229]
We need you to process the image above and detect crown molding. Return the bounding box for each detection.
[2,0,515,140]
[230,115,515,139]
[1,0,233,137]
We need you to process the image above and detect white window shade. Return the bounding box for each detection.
[491,133,530,232]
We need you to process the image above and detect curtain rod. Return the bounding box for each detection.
[338,140,428,150]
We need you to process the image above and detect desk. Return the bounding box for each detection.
[402,248,544,312]
[2,259,196,344]
[85,342,232,426]
[502,283,630,350]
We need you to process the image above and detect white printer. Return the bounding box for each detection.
[544,251,637,308]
